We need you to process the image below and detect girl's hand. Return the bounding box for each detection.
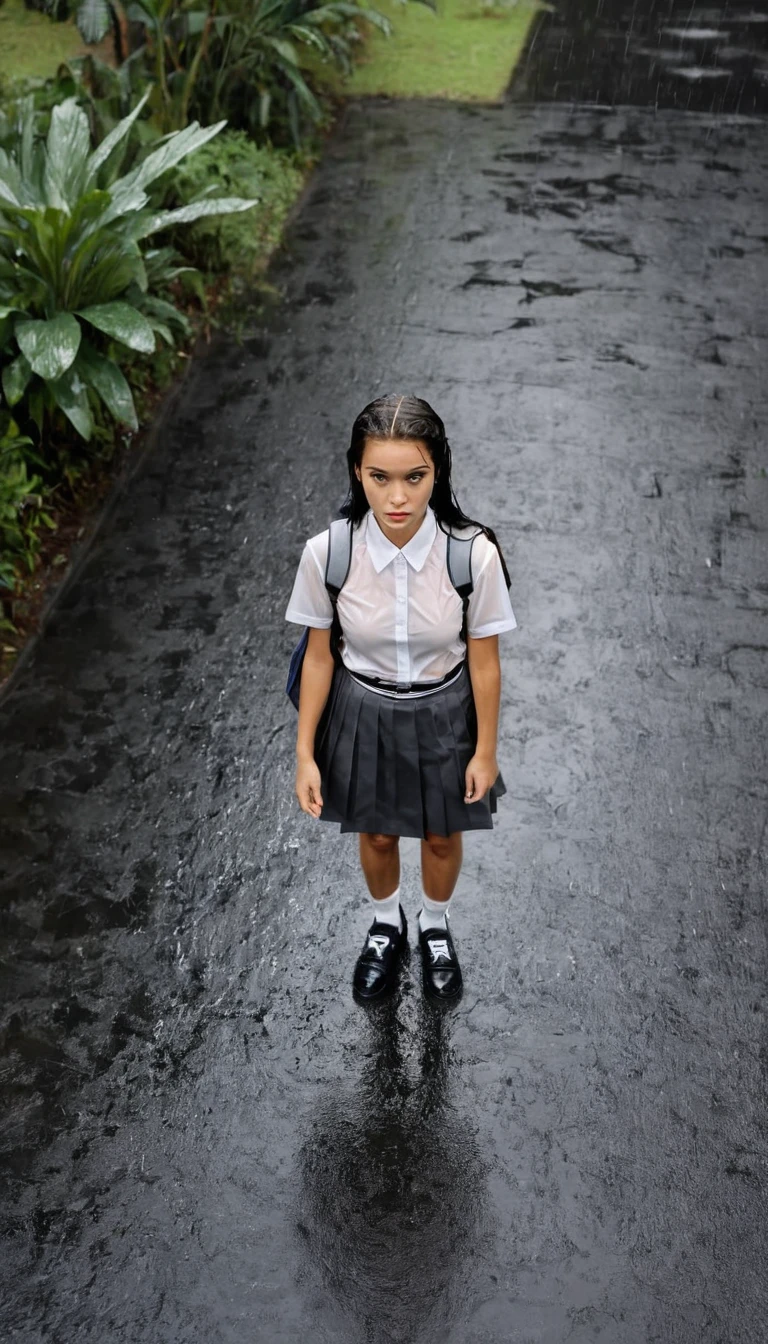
[296,757,324,818]
[464,754,498,804]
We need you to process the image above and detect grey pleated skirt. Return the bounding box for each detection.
[314,661,506,839]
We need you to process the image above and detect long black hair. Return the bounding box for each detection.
[340,393,511,587]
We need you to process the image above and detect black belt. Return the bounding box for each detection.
[348,661,466,695]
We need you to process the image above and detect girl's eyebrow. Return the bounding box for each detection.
[365,465,430,474]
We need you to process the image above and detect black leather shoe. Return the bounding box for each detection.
[352,907,408,1002]
[418,918,463,1002]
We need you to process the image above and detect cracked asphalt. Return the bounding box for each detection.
[1,2,767,1340]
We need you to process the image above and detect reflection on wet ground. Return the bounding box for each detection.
[514,0,768,112]
[296,1002,490,1343]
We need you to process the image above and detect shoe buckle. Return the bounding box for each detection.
[427,938,452,963]
[367,933,391,958]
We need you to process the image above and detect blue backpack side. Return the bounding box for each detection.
[286,521,478,709]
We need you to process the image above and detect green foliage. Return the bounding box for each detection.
[0,410,56,602]
[167,129,304,278]
[73,0,415,145]
[0,93,258,445]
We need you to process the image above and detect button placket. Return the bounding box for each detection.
[394,554,410,682]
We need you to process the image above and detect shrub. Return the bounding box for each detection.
[0,411,55,605]
[167,129,305,279]
[0,91,259,446]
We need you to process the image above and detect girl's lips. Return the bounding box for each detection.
[386,512,409,519]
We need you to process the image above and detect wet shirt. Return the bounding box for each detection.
[285,506,517,684]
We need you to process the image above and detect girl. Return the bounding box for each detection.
[285,395,517,1004]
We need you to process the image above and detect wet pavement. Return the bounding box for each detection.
[513,0,768,113]
[2,6,768,1342]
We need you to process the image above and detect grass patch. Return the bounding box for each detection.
[0,0,88,83]
[340,0,541,101]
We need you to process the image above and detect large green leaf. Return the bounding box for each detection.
[75,341,139,431]
[2,352,33,407]
[102,121,228,225]
[43,99,91,211]
[132,197,259,240]
[15,313,81,381]
[76,0,112,45]
[0,159,21,209]
[76,301,155,353]
[49,366,93,441]
[86,88,152,185]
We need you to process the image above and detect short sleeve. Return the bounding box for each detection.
[285,533,334,628]
[467,536,518,638]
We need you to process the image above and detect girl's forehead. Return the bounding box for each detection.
[361,437,432,470]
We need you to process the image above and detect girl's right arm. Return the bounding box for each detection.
[295,626,336,818]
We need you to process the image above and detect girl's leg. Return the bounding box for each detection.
[359,832,400,898]
[421,831,462,903]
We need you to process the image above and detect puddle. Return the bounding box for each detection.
[668,65,732,77]
[661,26,729,38]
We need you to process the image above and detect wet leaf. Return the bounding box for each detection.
[75,342,139,431]
[49,367,93,441]
[76,302,155,353]
[15,313,81,382]
[1,352,33,407]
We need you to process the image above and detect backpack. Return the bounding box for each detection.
[286,518,477,709]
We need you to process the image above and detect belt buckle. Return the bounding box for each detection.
[394,681,412,694]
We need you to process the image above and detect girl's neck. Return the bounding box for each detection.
[373,507,429,549]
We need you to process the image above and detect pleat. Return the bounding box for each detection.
[441,682,474,808]
[349,687,382,824]
[390,694,424,837]
[322,679,365,823]
[376,694,397,827]
[414,692,450,838]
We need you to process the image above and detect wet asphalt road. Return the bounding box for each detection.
[2,5,768,1342]
[514,0,768,112]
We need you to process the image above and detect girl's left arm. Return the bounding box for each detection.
[465,634,501,803]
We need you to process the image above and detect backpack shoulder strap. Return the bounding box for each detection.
[325,517,353,600]
[447,529,478,643]
[324,518,352,658]
[446,529,477,599]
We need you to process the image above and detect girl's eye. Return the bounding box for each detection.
[368,472,426,484]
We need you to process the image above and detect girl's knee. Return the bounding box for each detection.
[363,832,399,855]
[423,830,460,860]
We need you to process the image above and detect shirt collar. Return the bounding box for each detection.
[365,506,437,573]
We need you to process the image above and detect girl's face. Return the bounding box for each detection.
[355,437,436,545]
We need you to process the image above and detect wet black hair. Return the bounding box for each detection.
[340,393,511,587]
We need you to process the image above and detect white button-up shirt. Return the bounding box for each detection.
[286,507,517,686]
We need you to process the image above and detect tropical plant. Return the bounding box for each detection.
[0,412,56,603]
[74,0,420,142]
[0,92,258,445]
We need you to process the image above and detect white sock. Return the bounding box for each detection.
[419,893,451,932]
[370,886,402,931]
